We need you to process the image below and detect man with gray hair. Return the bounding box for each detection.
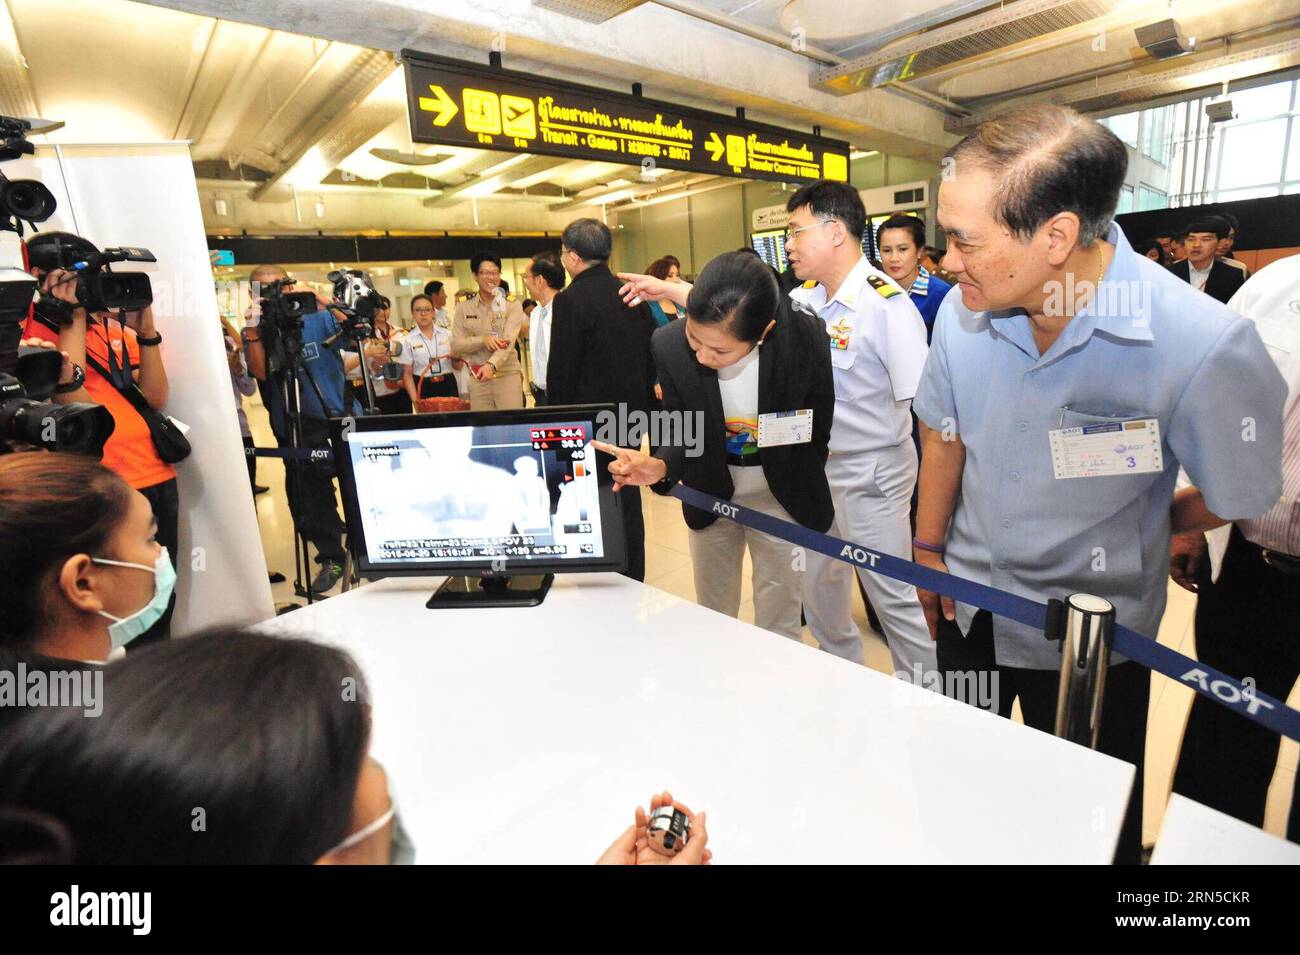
[548,217,658,580]
[911,104,1284,863]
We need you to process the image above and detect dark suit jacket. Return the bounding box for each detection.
[1168,258,1246,305]
[651,302,835,532]
[545,264,658,414]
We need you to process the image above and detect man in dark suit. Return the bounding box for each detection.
[547,217,658,581]
[1168,215,1246,304]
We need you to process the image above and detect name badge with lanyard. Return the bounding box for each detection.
[1049,416,1162,479]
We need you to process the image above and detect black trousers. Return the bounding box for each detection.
[936,610,1150,864]
[530,384,547,407]
[373,390,412,416]
[129,477,179,649]
[1173,526,1300,842]
[284,415,346,565]
[620,484,645,583]
[242,434,257,487]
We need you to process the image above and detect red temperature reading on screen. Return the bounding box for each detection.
[530,425,587,450]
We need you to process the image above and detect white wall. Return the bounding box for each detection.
[16,142,275,634]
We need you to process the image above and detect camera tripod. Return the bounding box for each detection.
[269,317,385,605]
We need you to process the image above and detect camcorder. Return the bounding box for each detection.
[254,276,318,374]
[26,233,157,321]
[0,115,115,457]
[326,268,381,344]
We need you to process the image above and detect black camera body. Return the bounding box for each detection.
[0,116,117,456]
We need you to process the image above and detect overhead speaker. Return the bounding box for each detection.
[1135,19,1195,60]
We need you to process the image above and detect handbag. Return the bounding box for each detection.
[82,347,192,465]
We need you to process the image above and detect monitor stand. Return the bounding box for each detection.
[426,573,554,609]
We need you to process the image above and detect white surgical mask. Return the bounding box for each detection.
[91,548,175,649]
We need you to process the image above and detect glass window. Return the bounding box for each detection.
[1104,112,1139,148]
[1116,185,1134,214]
[1141,106,1172,165]
[1137,184,1167,211]
[1287,119,1300,180]
[1216,118,1288,189]
[1228,80,1295,122]
[1216,185,1281,202]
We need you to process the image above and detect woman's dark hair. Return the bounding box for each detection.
[646,255,681,280]
[0,629,372,864]
[877,214,925,249]
[0,454,134,651]
[685,250,780,343]
[1137,239,1169,267]
[410,293,434,312]
[470,251,502,274]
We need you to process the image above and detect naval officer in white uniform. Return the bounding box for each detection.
[784,180,938,679]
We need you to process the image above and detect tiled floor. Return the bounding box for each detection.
[245,391,1297,847]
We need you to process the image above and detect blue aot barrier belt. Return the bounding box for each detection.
[668,483,1300,743]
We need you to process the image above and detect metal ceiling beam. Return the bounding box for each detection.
[653,0,846,67]
[945,34,1300,132]
[421,154,567,208]
[248,50,398,200]
[813,0,1125,95]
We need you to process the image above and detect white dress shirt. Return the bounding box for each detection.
[788,255,929,453]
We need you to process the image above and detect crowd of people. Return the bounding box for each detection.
[1,100,1296,864]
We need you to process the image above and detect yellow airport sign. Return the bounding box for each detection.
[404,51,851,185]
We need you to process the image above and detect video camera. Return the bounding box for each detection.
[26,233,156,319]
[0,116,115,456]
[326,268,381,343]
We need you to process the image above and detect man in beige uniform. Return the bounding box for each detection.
[451,250,525,410]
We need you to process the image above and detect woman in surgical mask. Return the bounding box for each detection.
[0,629,413,864]
[0,453,172,664]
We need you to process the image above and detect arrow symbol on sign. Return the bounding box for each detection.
[705,131,724,161]
[418,84,459,127]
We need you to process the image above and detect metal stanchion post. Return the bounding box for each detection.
[1051,594,1116,748]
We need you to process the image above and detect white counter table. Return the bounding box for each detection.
[257,573,1135,864]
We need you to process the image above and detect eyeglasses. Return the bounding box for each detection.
[411,307,434,314]
[476,270,501,278]
[784,219,834,242]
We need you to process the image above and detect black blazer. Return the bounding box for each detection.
[651,302,835,532]
[1167,258,1246,305]
[546,264,658,414]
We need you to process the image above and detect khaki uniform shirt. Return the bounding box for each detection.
[451,294,524,376]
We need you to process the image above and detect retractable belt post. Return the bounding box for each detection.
[1045,595,1116,749]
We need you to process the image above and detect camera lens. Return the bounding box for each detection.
[1,179,57,223]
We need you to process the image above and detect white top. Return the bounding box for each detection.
[1189,261,1213,291]
[405,324,455,379]
[1151,794,1300,864]
[253,573,1134,863]
[788,255,928,453]
[529,299,553,390]
[1227,252,1300,555]
[717,342,764,494]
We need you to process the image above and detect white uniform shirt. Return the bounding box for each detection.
[788,255,929,453]
[530,298,554,390]
[405,324,455,379]
[1227,253,1300,556]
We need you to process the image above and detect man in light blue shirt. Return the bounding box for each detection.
[912,104,1285,863]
